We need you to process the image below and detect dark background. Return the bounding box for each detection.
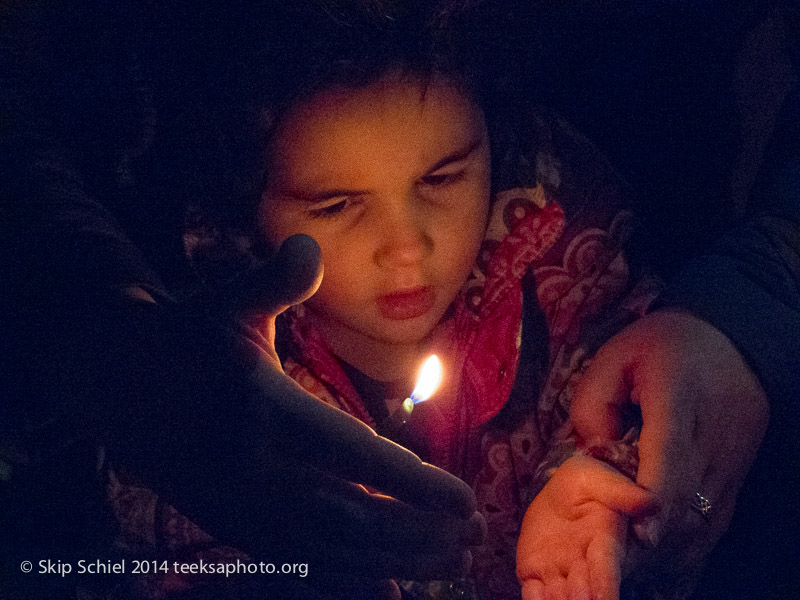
[506,1,798,275]
[1,1,797,598]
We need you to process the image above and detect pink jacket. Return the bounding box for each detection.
[108,113,659,599]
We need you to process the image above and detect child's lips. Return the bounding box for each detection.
[377,286,435,320]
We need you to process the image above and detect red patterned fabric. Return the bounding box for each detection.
[281,184,660,599]
[286,196,564,474]
[107,114,662,599]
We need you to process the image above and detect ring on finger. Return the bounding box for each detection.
[691,492,712,520]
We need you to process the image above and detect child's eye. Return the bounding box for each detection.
[308,198,352,219]
[420,170,465,188]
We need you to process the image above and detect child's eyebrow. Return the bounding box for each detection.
[287,188,369,203]
[282,136,484,203]
[426,136,483,173]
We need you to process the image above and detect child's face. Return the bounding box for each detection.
[259,75,490,363]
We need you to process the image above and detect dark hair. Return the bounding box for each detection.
[187,1,518,228]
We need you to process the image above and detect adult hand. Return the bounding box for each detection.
[570,309,769,597]
[107,235,484,596]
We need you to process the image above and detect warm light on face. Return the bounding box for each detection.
[259,76,490,381]
[410,354,442,404]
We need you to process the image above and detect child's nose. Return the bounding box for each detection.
[375,203,431,269]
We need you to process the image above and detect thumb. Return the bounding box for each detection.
[571,340,633,444]
[220,233,323,318]
[570,457,660,516]
[631,387,704,548]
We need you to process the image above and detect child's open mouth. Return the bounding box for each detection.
[377,286,435,320]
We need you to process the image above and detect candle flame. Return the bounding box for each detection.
[410,355,442,404]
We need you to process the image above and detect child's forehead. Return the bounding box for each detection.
[277,75,483,145]
[267,77,487,187]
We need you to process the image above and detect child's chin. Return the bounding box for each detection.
[376,317,439,345]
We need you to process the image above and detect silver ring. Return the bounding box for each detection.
[691,492,712,519]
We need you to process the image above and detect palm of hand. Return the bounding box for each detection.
[570,310,770,597]
[517,456,657,600]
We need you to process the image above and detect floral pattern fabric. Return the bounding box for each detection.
[279,115,661,598]
[107,111,662,599]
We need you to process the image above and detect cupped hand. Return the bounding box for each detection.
[110,235,484,595]
[516,456,658,600]
[569,310,769,596]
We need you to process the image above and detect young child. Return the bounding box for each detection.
[259,64,655,600]
[109,3,663,598]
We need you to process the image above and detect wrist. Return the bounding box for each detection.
[580,427,640,482]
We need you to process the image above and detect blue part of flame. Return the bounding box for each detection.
[409,392,427,405]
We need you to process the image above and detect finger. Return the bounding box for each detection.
[223,233,324,317]
[632,386,706,546]
[283,481,476,581]
[570,340,633,443]
[566,559,591,600]
[522,578,546,600]
[586,524,625,600]
[247,360,478,518]
[685,355,768,530]
[517,549,562,593]
[545,577,569,600]
[184,457,480,580]
[567,457,660,516]
[299,475,486,552]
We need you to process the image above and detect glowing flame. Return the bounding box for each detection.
[409,355,442,405]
